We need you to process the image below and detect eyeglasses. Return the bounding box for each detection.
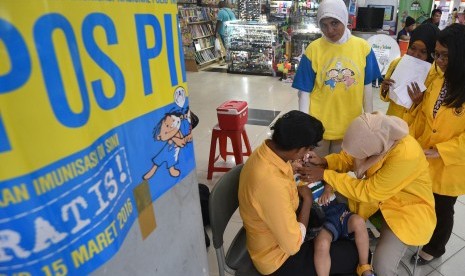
[431,52,448,61]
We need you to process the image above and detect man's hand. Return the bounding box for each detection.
[304,151,327,167]
[296,165,325,183]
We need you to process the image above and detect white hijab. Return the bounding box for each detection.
[317,0,351,44]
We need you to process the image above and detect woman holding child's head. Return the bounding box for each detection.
[238,111,360,275]
[297,112,436,276]
[405,23,465,266]
[380,23,439,118]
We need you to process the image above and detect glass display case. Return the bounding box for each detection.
[224,21,278,76]
[289,9,321,59]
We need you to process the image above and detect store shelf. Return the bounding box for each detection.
[192,34,213,40]
[198,46,215,51]
[179,6,220,71]
[188,20,212,25]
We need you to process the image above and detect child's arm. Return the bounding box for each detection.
[318,184,334,206]
[172,131,187,147]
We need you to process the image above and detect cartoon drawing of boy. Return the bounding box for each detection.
[143,111,192,180]
[324,69,339,90]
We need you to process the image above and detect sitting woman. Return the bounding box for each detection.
[238,110,359,275]
[381,23,439,118]
[297,112,436,276]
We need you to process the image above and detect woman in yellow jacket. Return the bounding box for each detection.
[406,23,465,265]
[380,23,439,118]
[296,112,436,276]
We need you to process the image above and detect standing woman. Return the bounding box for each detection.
[292,0,381,157]
[380,23,439,118]
[407,23,465,265]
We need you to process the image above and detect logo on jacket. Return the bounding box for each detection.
[324,61,356,90]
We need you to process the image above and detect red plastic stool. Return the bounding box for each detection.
[207,124,252,179]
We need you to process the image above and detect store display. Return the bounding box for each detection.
[178,6,220,71]
[269,0,292,21]
[237,0,261,21]
[290,31,321,59]
[224,22,278,75]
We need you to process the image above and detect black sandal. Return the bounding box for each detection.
[410,254,435,266]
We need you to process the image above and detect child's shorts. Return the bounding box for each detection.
[322,202,353,241]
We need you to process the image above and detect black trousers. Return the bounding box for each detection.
[270,239,358,276]
[422,193,458,258]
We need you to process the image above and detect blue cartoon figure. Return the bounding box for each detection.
[143,87,193,180]
[324,69,339,90]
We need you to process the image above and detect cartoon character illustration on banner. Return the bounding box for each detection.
[324,61,357,90]
[143,87,192,180]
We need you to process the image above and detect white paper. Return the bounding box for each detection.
[389,55,431,109]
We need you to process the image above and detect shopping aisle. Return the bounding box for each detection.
[187,70,465,276]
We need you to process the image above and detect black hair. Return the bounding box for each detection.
[409,23,439,63]
[431,9,442,17]
[437,24,465,108]
[270,110,324,151]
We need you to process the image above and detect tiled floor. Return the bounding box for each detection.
[187,70,465,276]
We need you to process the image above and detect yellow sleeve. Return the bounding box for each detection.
[254,180,302,255]
[323,144,420,203]
[437,132,465,166]
[325,151,354,173]
[380,58,400,102]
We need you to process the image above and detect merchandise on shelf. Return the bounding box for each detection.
[269,0,293,22]
[179,7,212,23]
[177,0,197,5]
[179,6,220,69]
[288,6,320,60]
[224,21,278,75]
[237,0,261,21]
[290,31,321,59]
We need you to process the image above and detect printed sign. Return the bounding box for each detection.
[397,0,434,32]
[0,0,194,275]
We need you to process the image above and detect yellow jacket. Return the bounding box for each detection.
[239,141,302,275]
[409,66,465,196]
[381,58,434,120]
[324,135,436,246]
[380,58,407,118]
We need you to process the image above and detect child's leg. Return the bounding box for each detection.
[314,228,333,276]
[143,165,158,180]
[348,214,372,276]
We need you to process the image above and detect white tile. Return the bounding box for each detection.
[398,251,434,276]
[426,270,444,276]
[458,195,465,204]
[436,247,465,276]
[422,233,465,269]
